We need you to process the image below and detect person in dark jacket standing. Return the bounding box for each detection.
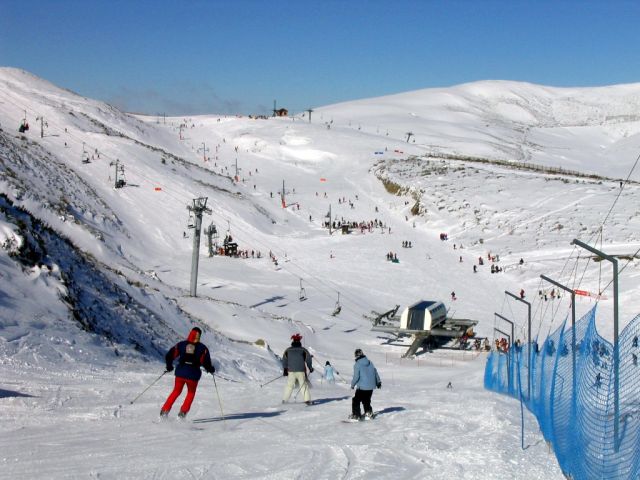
[350,348,381,420]
[160,327,215,419]
[282,333,313,405]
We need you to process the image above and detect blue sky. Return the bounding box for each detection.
[2,0,640,116]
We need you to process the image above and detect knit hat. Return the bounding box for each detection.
[291,333,302,342]
[187,327,202,343]
[354,348,364,358]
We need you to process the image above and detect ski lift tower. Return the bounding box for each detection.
[198,142,209,162]
[35,115,47,138]
[187,197,212,296]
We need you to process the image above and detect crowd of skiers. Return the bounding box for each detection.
[538,288,561,301]
[159,330,381,421]
[495,337,510,353]
[323,218,388,234]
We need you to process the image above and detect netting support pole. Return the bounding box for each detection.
[571,238,619,451]
[540,275,577,429]
[505,291,532,401]
[495,314,515,394]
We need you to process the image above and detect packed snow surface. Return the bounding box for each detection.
[1,67,640,478]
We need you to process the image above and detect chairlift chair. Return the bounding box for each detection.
[299,279,307,301]
[187,212,196,229]
[114,162,127,188]
[115,168,127,188]
[332,292,342,316]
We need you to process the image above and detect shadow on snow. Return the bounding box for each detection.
[376,406,406,415]
[193,410,286,423]
[0,388,36,398]
[309,395,350,406]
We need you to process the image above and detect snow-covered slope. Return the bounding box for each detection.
[315,80,640,179]
[1,67,639,478]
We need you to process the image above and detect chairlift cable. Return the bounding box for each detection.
[567,149,640,297]
[0,92,211,207]
[202,202,372,315]
[4,92,515,321]
[0,93,370,317]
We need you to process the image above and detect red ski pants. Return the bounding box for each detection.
[162,377,199,414]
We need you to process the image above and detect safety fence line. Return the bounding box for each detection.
[484,305,640,480]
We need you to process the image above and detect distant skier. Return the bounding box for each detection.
[324,361,338,384]
[282,333,313,405]
[349,348,381,420]
[160,327,215,419]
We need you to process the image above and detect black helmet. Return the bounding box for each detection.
[354,348,363,358]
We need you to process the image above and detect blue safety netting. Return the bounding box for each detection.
[485,305,640,479]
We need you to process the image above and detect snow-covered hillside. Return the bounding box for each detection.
[316,80,640,179]
[1,67,639,479]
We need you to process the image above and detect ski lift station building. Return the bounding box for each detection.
[400,300,448,331]
[371,299,478,356]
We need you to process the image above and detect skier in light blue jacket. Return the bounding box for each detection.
[324,361,337,383]
[350,349,381,419]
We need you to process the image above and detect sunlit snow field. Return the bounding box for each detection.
[1,68,639,478]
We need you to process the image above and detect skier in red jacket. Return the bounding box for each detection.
[160,327,215,419]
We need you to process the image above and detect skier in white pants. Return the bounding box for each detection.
[282,333,313,405]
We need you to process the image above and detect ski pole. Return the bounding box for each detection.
[312,357,325,384]
[212,374,226,425]
[260,374,283,388]
[335,371,349,385]
[294,377,311,401]
[130,371,168,405]
[214,373,241,383]
[294,381,304,400]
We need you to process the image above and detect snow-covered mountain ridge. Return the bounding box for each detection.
[317,79,640,178]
